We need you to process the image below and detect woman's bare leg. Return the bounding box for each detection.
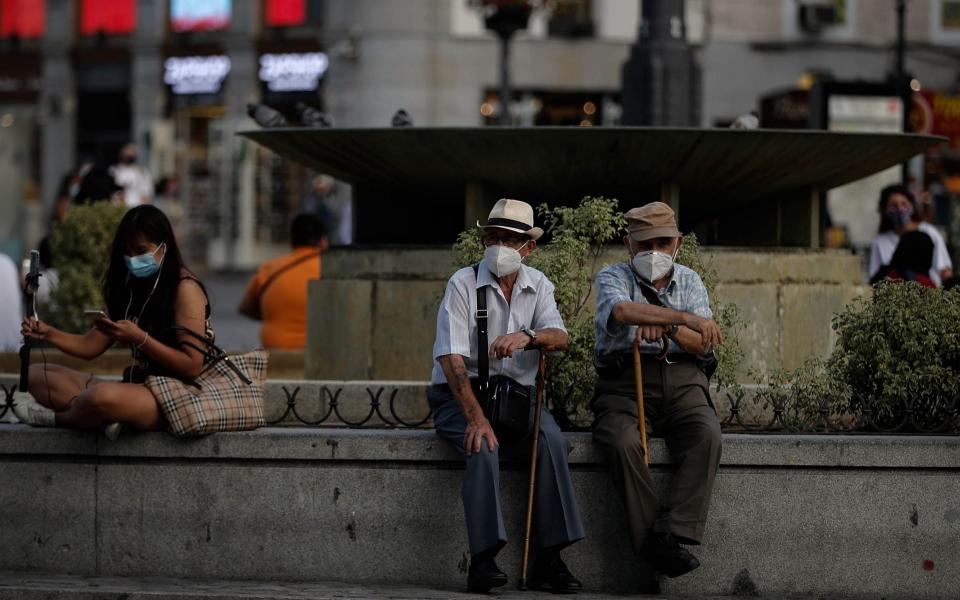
[55,382,163,431]
[27,363,100,411]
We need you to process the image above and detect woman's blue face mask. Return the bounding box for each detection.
[125,243,165,278]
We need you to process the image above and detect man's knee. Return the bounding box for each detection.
[610,428,645,459]
[465,438,500,468]
[538,428,569,455]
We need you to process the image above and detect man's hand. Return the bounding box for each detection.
[489,331,532,359]
[683,314,724,351]
[636,325,667,344]
[464,416,498,456]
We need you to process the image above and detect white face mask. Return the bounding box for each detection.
[484,244,526,278]
[631,244,678,283]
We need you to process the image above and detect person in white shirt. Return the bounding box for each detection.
[111,143,153,208]
[429,199,584,594]
[868,185,953,286]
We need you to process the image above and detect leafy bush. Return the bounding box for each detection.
[45,203,127,332]
[453,196,743,428]
[752,281,960,432]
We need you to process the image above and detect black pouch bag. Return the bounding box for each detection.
[473,264,532,442]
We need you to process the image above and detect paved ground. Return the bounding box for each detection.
[202,270,261,351]
[0,572,668,600]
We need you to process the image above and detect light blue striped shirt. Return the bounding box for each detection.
[432,258,566,386]
[594,261,712,364]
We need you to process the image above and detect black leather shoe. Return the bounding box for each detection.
[528,551,582,594]
[468,556,508,593]
[641,531,701,578]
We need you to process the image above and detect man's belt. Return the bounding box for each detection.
[595,351,699,377]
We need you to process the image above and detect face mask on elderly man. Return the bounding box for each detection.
[631,243,678,282]
[484,243,528,278]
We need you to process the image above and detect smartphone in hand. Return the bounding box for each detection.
[84,309,108,323]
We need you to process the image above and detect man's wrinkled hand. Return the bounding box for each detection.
[489,332,530,359]
[464,417,498,456]
[636,325,667,344]
[684,315,724,351]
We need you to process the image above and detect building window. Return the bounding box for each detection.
[0,0,45,39]
[942,0,960,29]
[79,0,135,36]
[170,0,232,32]
[548,0,593,38]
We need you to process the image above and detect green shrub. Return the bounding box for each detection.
[752,281,960,432]
[45,203,127,332]
[453,196,743,428]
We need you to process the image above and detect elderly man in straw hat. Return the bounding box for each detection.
[592,202,724,580]
[429,199,585,594]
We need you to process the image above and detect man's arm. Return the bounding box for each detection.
[438,354,497,455]
[612,301,723,351]
[237,275,261,320]
[487,327,567,359]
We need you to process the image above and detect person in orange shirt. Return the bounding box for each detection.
[238,214,328,349]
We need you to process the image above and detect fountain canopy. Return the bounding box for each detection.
[242,127,944,246]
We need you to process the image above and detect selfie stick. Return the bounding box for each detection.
[18,250,41,393]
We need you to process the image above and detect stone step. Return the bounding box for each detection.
[2,426,957,598]
[0,571,755,600]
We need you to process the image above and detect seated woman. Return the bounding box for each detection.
[18,205,211,437]
[869,230,937,288]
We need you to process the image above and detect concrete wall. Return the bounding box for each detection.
[1,425,957,597]
[307,247,867,381]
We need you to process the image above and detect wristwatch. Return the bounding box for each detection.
[666,324,680,338]
[521,326,538,343]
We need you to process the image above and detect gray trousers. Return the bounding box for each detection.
[592,359,721,549]
[429,384,585,556]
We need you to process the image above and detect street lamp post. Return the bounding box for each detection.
[474,1,537,125]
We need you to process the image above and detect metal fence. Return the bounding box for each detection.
[3,382,958,434]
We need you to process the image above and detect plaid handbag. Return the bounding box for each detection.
[144,328,268,437]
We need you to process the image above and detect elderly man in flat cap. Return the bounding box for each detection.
[429,198,585,594]
[592,202,724,579]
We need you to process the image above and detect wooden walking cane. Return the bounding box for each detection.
[633,342,649,465]
[518,350,547,590]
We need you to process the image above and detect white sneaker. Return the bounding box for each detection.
[11,391,55,427]
[103,422,122,441]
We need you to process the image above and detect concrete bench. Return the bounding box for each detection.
[1,425,957,598]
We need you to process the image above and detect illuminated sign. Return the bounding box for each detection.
[163,55,230,95]
[170,0,231,32]
[258,52,328,92]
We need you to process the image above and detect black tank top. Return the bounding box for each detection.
[123,275,212,384]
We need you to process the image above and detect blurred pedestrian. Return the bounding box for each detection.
[869,230,937,288]
[869,185,953,286]
[111,143,153,207]
[0,253,22,351]
[237,214,328,349]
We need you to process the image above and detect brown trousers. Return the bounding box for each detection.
[591,359,721,549]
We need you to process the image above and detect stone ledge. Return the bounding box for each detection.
[1,424,958,469]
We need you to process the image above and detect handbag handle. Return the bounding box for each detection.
[169,325,253,385]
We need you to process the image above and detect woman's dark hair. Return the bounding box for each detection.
[877,184,916,233]
[102,206,196,334]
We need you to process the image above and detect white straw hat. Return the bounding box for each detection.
[477,198,544,241]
